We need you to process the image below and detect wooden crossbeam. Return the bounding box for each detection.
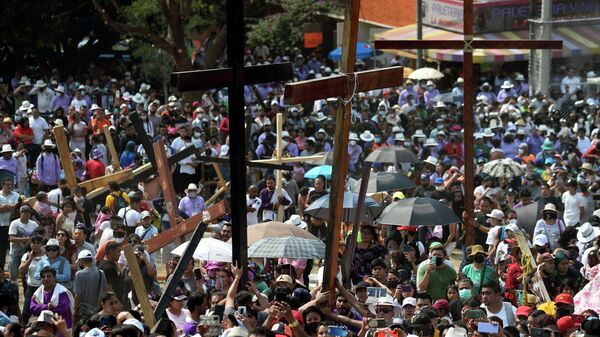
[52,126,77,190]
[145,201,225,253]
[196,155,293,171]
[252,155,325,164]
[172,63,294,91]
[284,67,404,104]
[123,244,157,327]
[153,140,179,227]
[375,40,562,51]
[79,169,133,192]
[102,125,121,171]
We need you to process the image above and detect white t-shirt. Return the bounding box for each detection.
[562,192,586,226]
[135,225,158,241]
[0,191,20,227]
[47,188,63,213]
[486,226,502,246]
[21,252,43,287]
[166,308,190,336]
[99,228,114,247]
[118,207,140,228]
[481,302,516,327]
[8,219,38,255]
[70,98,87,112]
[28,116,49,144]
[246,195,261,225]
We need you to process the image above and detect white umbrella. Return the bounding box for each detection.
[171,238,232,262]
[248,236,326,259]
[408,67,444,80]
[481,158,524,178]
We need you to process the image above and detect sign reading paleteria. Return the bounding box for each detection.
[422,0,600,34]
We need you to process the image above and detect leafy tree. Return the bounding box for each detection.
[91,0,227,72]
[247,0,336,52]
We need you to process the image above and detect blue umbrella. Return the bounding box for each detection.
[328,42,374,61]
[305,165,332,180]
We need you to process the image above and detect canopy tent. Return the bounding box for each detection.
[375,23,600,64]
[328,42,376,61]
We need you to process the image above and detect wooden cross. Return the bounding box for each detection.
[102,125,121,171]
[52,125,77,190]
[123,244,157,327]
[374,0,562,245]
[130,112,157,166]
[171,0,294,273]
[283,0,404,297]
[251,113,324,221]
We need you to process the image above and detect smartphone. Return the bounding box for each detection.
[477,322,499,334]
[400,284,412,292]
[368,319,387,328]
[466,309,484,319]
[327,326,348,337]
[367,287,386,298]
[275,291,288,303]
[193,268,203,280]
[529,328,550,337]
[237,306,247,316]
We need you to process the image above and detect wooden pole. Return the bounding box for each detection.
[323,0,360,302]
[102,125,121,171]
[153,140,179,227]
[153,222,207,320]
[130,112,156,167]
[227,0,249,277]
[123,244,157,327]
[276,113,284,222]
[463,0,476,245]
[53,125,77,190]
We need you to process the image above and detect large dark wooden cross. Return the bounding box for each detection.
[284,0,403,301]
[375,0,562,244]
[171,0,294,277]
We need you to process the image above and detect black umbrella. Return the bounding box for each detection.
[365,146,419,164]
[351,172,416,193]
[378,197,460,226]
[304,192,382,222]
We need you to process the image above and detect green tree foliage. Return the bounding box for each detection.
[247,0,335,52]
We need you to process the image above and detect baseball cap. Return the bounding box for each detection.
[392,191,406,200]
[402,297,416,307]
[139,210,152,219]
[76,250,93,262]
[554,293,574,305]
[533,234,549,246]
[274,274,293,287]
[434,178,444,185]
[171,287,188,301]
[85,328,106,337]
[123,318,144,334]
[557,316,580,335]
[433,299,450,312]
[516,306,533,317]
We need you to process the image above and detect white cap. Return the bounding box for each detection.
[85,328,106,337]
[76,250,93,262]
[486,209,504,220]
[533,234,549,246]
[123,318,144,334]
[402,297,416,307]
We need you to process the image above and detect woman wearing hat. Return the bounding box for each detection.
[34,238,72,289]
[461,245,496,296]
[533,203,565,251]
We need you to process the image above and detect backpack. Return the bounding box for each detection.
[113,192,128,213]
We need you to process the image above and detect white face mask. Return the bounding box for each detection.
[518,149,524,154]
[437,125,443,130]
[114,237,124,243]
[188,192,197,198]
[436,186,444,191]
[579,118,584,123]
[141,115,147,120]
[349,140,357,146]
[193,132,201,138]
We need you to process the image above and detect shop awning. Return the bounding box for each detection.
[374,24,600,63]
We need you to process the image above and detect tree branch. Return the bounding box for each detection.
[180,0,193,23]
[91,0,175,54]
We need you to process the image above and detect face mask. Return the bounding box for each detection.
[188,192,197,198]
[459,289,472,302]
[437,125,443,130]
[194,132,201,138]
[115,237,124,243]
[379,110,386,116]
[80,332,86,337]
[441,114,448,119]
[404,141,412,147]
[518,149,524,155]
[81,90,86,95]
[349,140,357,146]
[374,137,381,143]
[436,186,444,191]
[474,254,485,263]
[556,308,572,319]
[427,86,433,91]
[305,323,319,335]
[407,85,413,90]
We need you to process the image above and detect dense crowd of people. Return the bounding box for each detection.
[1,44,600,337]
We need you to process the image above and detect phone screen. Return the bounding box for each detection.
[477,322,499,334]
[193,268,203,280]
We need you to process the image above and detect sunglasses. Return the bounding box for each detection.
[57,233,66,237]
[128,240,140,244]
[46,247,59,252]
[376,308,393,314]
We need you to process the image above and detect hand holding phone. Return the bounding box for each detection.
[477,322,499,334]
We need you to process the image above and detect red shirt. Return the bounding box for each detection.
[85,159,106,179]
